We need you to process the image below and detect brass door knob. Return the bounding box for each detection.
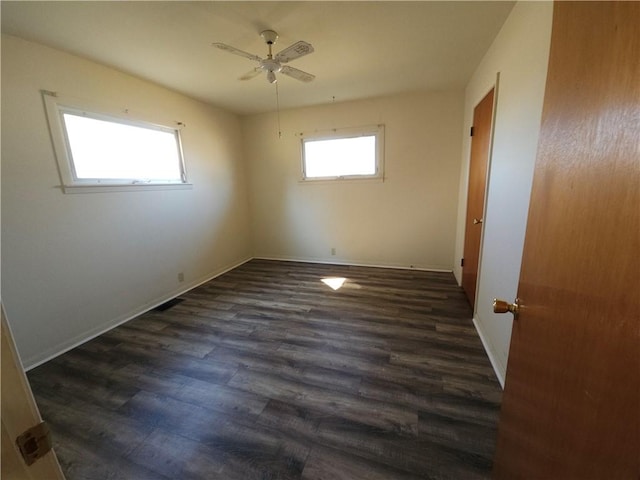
[493,298,520,319]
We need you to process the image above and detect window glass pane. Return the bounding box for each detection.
[304,135,376,178]
[62,113,182,181]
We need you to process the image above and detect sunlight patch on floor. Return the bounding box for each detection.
[321,277,346,291]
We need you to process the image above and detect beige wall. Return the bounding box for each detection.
[454,2,553,385]
[243,91,464,270]
[1,35,253,368]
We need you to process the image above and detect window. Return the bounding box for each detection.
[43,91,190,193]
[300,125,384,181]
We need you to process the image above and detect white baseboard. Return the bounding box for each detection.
[23,256,252,370]
[254,255,453,273]
[472,315,506,389]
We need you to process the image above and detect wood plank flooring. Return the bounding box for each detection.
[28,259,502,479]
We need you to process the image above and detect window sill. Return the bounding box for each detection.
[298,176,384,184]
[60,183,193,194]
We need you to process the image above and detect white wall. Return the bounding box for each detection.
[243,91,464,271]
[1,35,253,368]
[453,2,553,385]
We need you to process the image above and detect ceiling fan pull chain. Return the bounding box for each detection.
[275,81,282,139]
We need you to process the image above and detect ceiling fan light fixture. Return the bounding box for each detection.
[266,70,277,84]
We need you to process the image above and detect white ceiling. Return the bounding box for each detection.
[1,1,514,115]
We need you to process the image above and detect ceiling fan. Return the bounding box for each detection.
[212,30,315,84]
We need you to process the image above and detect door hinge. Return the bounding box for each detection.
[470,126,474,136]
[461,258,465,267]
[16,421,53,466]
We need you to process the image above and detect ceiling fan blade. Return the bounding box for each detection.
[274,41,314,63]
[280,66,315,83]
[212,43,262,62]
[239,67,263,81]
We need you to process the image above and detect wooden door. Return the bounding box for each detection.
[493,2,639,478]
[462,88,494,307]
[1,307,65,479]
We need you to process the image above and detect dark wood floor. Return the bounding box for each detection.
[28,259,502,479]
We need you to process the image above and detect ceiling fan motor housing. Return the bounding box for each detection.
[261,58,282,73]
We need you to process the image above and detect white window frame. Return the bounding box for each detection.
[300,124,385,182]
[42,91,191,193]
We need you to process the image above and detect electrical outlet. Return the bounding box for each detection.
[331,247,336,255]
[177,272,184,282]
